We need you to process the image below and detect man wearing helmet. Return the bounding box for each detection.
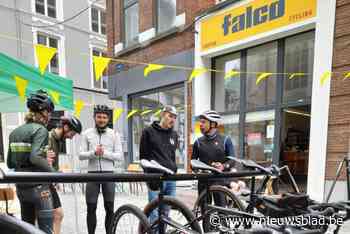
[46,115,82,234]
[7,90,56,234]
[140,105,179,224]
[192,110,236,230]
[79,105,123,234]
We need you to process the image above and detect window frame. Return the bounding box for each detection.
[212,30,315,164]
[90,6,106,35]
[35,0,57,18]
[122,0,139,46]
[155,0,177,34]
[36,32,60,75]
[91,47,108,90]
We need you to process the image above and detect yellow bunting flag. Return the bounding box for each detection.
[74,100,85,118]
[144,64,165,77]
[127,110,138,119]
[224,70,240,80]
[188,68,207,83]
[93,56,111,81]
[288,73,305,80]
[48,90,60,104]
[320,71,332,86]
[343,72,350,80]
[154,109,162,117]
[34,44,57,75]
[13,76,28,102]
[113,108,124,123]
[141,109,153,116]
[256,73,273,85]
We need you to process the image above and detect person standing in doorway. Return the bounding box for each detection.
[79,105,123,234]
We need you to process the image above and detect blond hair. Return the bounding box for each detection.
[24,111,46,124]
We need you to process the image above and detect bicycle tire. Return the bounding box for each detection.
[0,213,46,234]
[108,204,151,234]
[143,196,202,233]
[193,185,245,214]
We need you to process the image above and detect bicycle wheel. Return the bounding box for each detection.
[143,196,202,233]
[0,213,46,234]
[193,185,245,232]
[109,204,151,234]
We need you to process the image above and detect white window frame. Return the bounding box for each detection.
[89,45,108,91]
[90,6,106,35]
[32,29,66,77]
[32,0,63,20]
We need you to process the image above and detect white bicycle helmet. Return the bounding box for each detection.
[198,110,222,124]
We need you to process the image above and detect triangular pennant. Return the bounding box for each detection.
[74,100,85,118]
[188,68,207,83]
[93,56,111,81]
[127,110,138,119]
[35,44,57,75]
[48,90,60,104]
[113,108,124,123]
[256,73,273,85]
[13,76,28,102]
[320,71,332,86]
[288,73,305,80]
[140,109,153,116]
[343,72,350,80]
[224,70,240,80]
[144,64,165,77]
[154,109,162,117]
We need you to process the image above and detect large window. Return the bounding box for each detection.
[92,48,108,90]
[213,31,315,162]
[37,33,59,75]
[35,0,57,18]
[246,42,277,110]
[130,85,186,169]
[283,31,314,104]
[91,7,106,35]
[157,0,176,33]
[123,0,139,46]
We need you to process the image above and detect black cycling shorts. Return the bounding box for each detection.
[50,185,62,209]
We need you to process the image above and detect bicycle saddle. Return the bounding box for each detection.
[140,159,175,175]
[227,157,279,175]
[190,159,222,173]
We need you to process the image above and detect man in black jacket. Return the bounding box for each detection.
[140,105,178,223]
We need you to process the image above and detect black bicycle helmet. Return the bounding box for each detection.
[94,104,111,116]
[27,90,55,113]
[61,115,82,134]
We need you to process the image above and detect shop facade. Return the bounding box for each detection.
[193,0,336,201]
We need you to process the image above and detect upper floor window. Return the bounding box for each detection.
[123,0,139,46]
[92,48,108,89]
[157,0,176,33]
[91,7,106,35]
[37,33,60,75]
[35,0,57,18]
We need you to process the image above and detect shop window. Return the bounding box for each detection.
[130,86,185,169]
[157,0,176,33]
[123,0,139,47]
[244,110,275,163]
[246,42,277,110]
[214,52,240,113]
[283,31,314,104]
[220,114,240,157]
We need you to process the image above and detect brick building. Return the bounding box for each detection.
[107,0,350,201]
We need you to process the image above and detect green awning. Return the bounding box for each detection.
[0,52,73,112]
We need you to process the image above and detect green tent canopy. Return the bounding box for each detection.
[0,52,73,112]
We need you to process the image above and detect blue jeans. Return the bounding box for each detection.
[148,181,176,225]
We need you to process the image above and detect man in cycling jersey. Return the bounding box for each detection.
[140,105,179,224]
[192,110,236,230]
[79,105,123,234]
[7,90,55,234]
[46,115,82,234]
